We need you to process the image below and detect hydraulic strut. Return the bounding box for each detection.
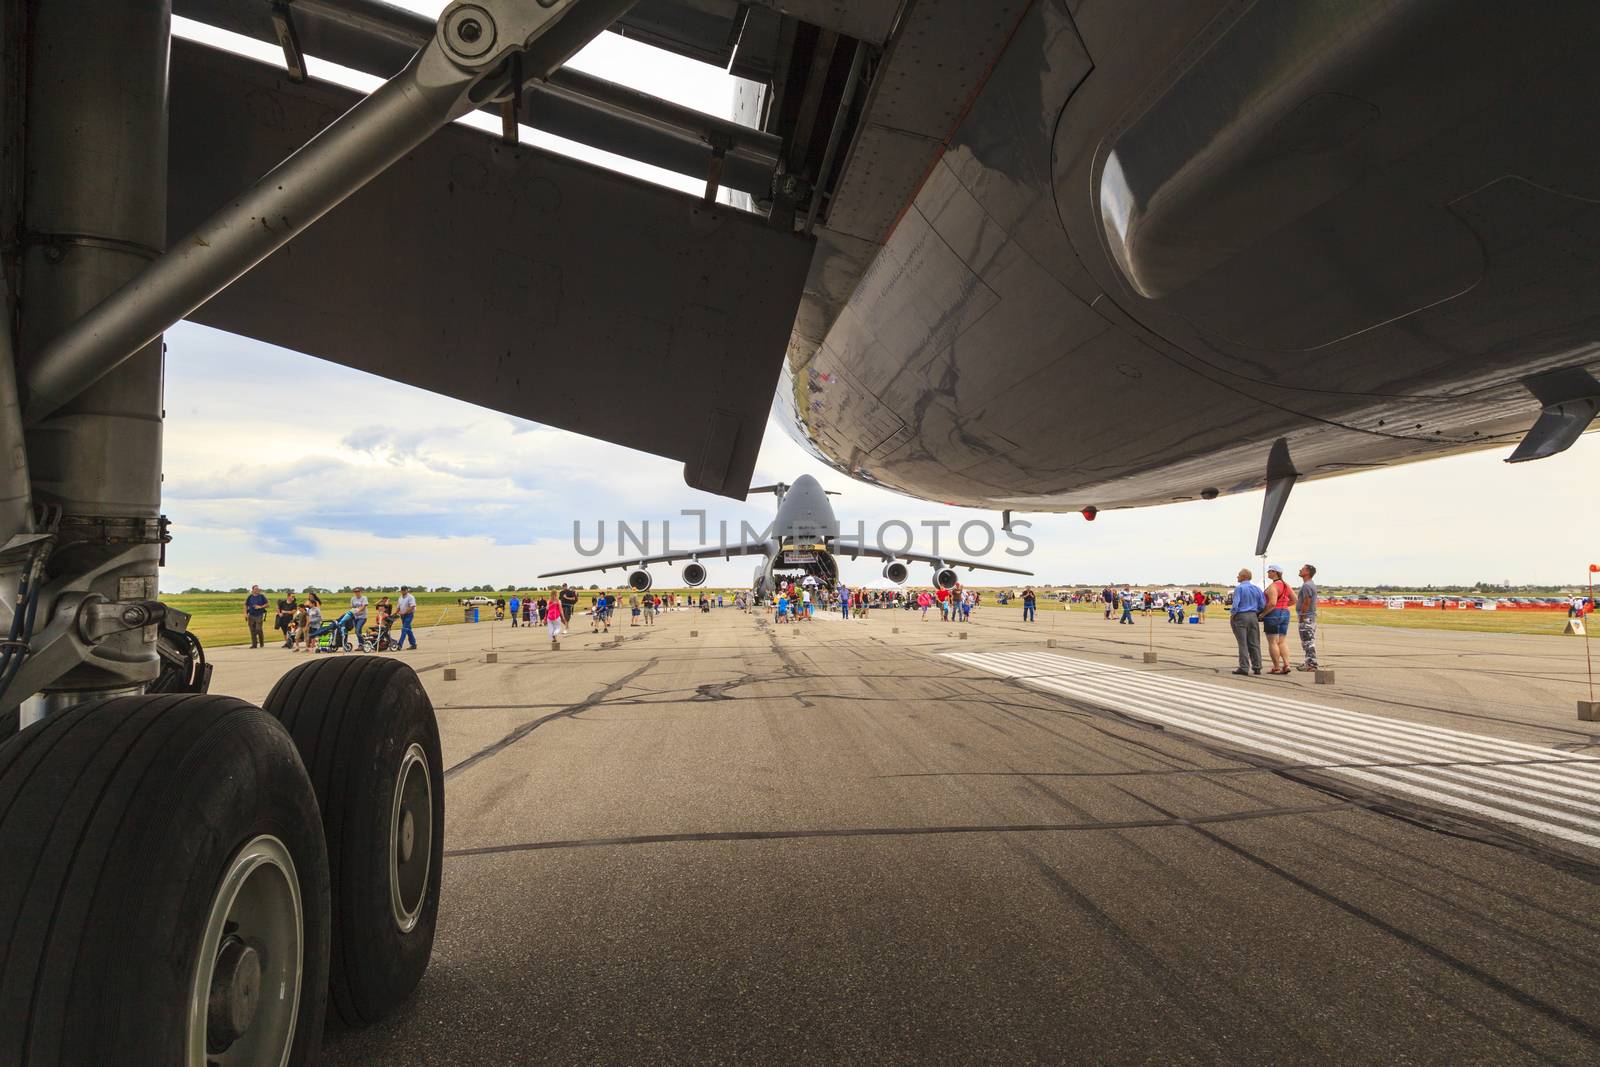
[22,0,636,424]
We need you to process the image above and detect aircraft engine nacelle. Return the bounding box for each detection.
[932,566,960,590]
[627,569,653,592]
[682,561,708,587]
[881,560,908,584]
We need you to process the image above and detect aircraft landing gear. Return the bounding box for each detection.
[0,695,332,1066]
[263,656,445,1025]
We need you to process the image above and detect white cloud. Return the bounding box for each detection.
[161,319,1600,593]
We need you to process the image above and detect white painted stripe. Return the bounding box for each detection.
[1011,668,1600,825]
[945,649,1600,851]
[1004,671,1600,850]
[968,649,1600,785]
[980,650,1600,805]
[972,656,1600,834]
[1021,651,1600,777]
[973,649,1600,810]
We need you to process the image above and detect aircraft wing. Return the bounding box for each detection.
[537,541,771,579]
[833,541,1033,577]
[167,37,813,500]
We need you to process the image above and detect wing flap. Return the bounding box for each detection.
[168,41,814,497]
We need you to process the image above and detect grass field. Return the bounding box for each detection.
[166,588,744,648]
[1044,599,1582,637]
[169,587,1588,647]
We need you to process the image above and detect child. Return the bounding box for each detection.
[546,597,564,640]
[309,608,357,652]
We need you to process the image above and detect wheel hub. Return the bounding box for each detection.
[206,937,262,1046]
[188,835,303,1067]
[390,743,433,933]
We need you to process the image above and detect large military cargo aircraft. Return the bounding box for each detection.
[2,1,1597,1061]
[537,473,1031,597]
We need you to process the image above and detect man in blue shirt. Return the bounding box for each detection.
[509,593,521,627]
[244,585,269,648]
[1229,569,1266,675]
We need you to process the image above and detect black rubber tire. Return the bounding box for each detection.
[263,655,445,1026]
[0,694,331,1066]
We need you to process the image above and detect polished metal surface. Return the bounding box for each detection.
[390,743,433,934]
[13,0,169,696]
[781,0,1600,512]
[188,834,304,1067]
[0,274,29,544]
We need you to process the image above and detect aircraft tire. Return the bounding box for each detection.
[0,694,331,1066]
[263,656,444,1026]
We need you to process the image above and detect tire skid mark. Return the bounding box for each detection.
[443,658,657,780]
[442,800,1362,857]
[1146,794,1600,1045]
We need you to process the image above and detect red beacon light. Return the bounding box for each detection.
[1081,506,1098,521]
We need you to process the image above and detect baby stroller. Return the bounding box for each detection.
[361,619,396,652]
[310,610,358,653]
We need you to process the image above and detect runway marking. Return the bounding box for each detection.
[945,649,1600,852]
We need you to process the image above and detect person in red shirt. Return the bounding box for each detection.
[934,585,951,621]
[1193,589,1208,623]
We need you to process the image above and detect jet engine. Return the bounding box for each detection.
[682,561,708,587]
[627,569,653,592]
[882,560,908,584]
[932,566,960,590]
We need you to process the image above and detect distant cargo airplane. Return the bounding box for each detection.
[537,474,1030,598]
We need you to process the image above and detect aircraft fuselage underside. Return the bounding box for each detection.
[779,0,1600,512]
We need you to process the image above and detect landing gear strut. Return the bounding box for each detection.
[0,0,617,1057]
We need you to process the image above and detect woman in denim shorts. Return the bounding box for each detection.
[1261,565,1294,674]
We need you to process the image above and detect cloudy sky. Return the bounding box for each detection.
[160,7,1600,593]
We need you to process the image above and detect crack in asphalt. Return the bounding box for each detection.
[441,800,1365,858]
[443,657,658,780]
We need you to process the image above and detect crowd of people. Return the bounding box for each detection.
[1095,586,1213,625]
[243,570,1321,675]
[768,581,1010,624]
[510,587,725,639]
[1088,568,1319,675]
[243,582,742,652]
[243,585,419,653]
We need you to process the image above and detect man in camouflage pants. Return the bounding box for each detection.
[1295,563,1320,672]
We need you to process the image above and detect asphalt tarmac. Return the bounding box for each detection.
[209,604,1600,1065]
